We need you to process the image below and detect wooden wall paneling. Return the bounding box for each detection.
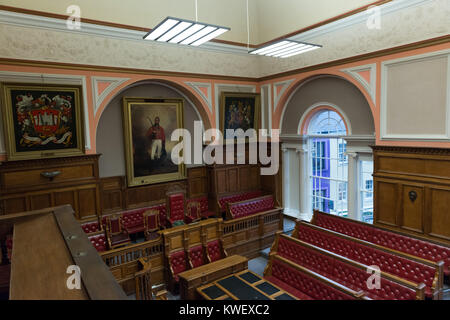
[100,176,124,214]
[400,184,424,234]
[187,167,208,198]
[372,146,450,245]
[0,155,101,220]
[429,186,450,241]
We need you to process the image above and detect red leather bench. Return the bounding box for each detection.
[88,232,108,252]
[312,210,450,277]
[81,221,101,234]
[218,190,263,213]
[186,196,215,219]
[265,255,366,300]
[294,221,443,299]
[226,195,275,220]
[275,233,423,300]
[101,203,167,232]
[188,245,205,269]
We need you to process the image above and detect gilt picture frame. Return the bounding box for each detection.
[220,92,261,140]
[0,83,85,161]
[122,97,186,187]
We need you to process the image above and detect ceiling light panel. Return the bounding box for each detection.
[144,17,230,46]
[249,40,321,58]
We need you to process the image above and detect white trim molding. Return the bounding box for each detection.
[380,49,450,141]
[297,102,353,135]
[0,71,91,151]
[185,82,213,113]
[273,79,295,112]
[260,84,273,136]
[92,76,130,117]
[341,63,377,104]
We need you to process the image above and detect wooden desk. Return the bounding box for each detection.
[197,270,298,300]
[9,205,127,300]
[178,255,248,300]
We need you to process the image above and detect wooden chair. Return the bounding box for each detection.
[185,201,201,224]
[166,191,186,227]
[105,214,131,249]
[143,209,160,240]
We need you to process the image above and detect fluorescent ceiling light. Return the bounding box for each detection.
[249,40,321,58]
[144,17,230,46]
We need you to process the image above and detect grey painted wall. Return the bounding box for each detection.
[96,82,201,178]
[281,76,375,135]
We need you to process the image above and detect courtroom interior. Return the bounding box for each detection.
[0,0,449,302]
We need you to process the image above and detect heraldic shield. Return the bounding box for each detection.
[1,83,84,160]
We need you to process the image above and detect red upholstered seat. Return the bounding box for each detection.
[144,209,160,233]
[88,233,108,252]
[228,195,275,220]
[106,215,131,249]
[101,204,167,230]
[169,250,187,282]
[268,258,357,300]
[277,236,417,300]
[186,197,215,219]
[167,193,186,227]
[313,211,450,277]
[295,223,438,298]
[206,240,224,263]
[81,221,101,234]
[185,201,201,224]
[188,245,205,268]
[218,191,263,212]
[121,210,145,234]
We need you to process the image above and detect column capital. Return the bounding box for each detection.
[345,152,359,159]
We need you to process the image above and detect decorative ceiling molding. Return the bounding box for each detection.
[0,71,91,151]
[91,76,129,116]
[184,82,213,112]
[341,63,377,104]
[0,0,430,57]
[273,79,294,112]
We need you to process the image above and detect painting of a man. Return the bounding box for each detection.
[146,116,165,160]
[123,98,185,187]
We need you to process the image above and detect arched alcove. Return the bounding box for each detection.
[280,75,375,136]
[96,80,204,178]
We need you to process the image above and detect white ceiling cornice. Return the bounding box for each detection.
[0,0,430,57]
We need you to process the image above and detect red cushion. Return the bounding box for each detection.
[81,221,100,234]
[169,194,185,222]
[207,240,222,262]
[170,250,187,276]
[314,211,450,277]
[270,259,356,300]
[296,224,436,298]
[229,195,274,219]
[219,191,263,211]
[189,245,204,268]
[88,233,107,252]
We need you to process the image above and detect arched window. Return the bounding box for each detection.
[307,109,348,217]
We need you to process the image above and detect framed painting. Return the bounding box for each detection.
[220,92,261,140]
[1,83,85,161]
[122,97,186,187]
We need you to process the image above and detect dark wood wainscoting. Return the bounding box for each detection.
[0,155,101,222]
[373,146,450,245]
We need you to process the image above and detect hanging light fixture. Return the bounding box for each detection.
[249,40,322,58]
[143,16,230,46]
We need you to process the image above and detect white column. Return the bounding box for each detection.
[281,143,301,219]
[298,143,312,221]
[346,152,360,221]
